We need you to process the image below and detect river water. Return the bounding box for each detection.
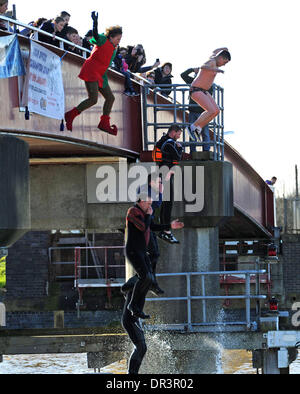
[1,350,300,374]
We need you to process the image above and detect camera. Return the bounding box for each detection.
[135,45,144,56]
[136,48,144,56]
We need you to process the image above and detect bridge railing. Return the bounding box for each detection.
[141,83,225,160]
[0,14,91,58]
[146,269,267,332]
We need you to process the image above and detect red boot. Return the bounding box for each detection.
[65,107,80,131]
[98,115,118,136]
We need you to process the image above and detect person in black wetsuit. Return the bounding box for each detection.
[121,289,147,374]
[122,173,165,296]
[125,194,184,319]
[156,124,183,244]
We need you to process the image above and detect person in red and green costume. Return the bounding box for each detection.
[65,12,122,135]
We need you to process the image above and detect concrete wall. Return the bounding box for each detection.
[6,231,50,302]
[30,160,234,231]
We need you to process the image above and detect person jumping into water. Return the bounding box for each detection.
[64,11,122,135]
[187,48,231,141]
[125,193,183,320]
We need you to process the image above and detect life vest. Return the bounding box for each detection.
[152,138,179,165]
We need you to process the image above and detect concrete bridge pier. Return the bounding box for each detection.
[0,135,30,247]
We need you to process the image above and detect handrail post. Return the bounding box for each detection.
[201,274,207,323]
[245,273,251,329]
[186,273,192,331]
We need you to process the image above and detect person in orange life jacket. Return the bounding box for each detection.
[155,124,183,244]
[64,11,122,135]
[125,193,183,319]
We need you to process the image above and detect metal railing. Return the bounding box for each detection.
[0,14,91,58]
[146,269,267,331]
[74,246,125,287]
[142,83,225,161]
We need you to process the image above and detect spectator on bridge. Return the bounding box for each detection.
[145,71,155,84]
[125,44,160,74]
[20,17,47,38]
[64,11,122,135]
[266,177,277,186]
[113,47,138,96]
[63,26,83,55]
[0,1,9,30]
[38,17,65,47]
[57,11,71,39]
[181,67,212,153]
[154,62,173,97]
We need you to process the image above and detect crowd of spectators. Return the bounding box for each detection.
[0,5,175,97]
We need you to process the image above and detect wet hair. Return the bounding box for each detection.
[167,124,182,134]
[105,25,123,39]
[218,50,231,61]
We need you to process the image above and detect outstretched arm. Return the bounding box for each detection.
[91,11,99,38]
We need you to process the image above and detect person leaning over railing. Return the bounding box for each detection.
[38,16,66,47]
[0,0,9,30]
[125,44,160,74]
[112,47,139,96]
[57,11,71,40]
[19,17,47,38]
[63,26,80,53]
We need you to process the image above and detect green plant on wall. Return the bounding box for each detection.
[0,257,6,288]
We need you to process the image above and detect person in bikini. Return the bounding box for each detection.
[187,48,231,141]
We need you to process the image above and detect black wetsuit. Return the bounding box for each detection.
[155,135,183,230]
[121,290,147,374]
[126,204,169,313]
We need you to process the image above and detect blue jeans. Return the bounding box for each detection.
[188,111,210,153]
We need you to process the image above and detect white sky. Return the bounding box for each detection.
[12,0,300,196]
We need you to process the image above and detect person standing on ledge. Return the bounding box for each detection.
[64,11,122,135]
[187,48,231,140]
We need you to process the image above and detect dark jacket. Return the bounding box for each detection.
[156,134,182,167]
[180,68,213,114]
[154,67,173,96]
[125,46,146,73]
[38,20,60,47]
